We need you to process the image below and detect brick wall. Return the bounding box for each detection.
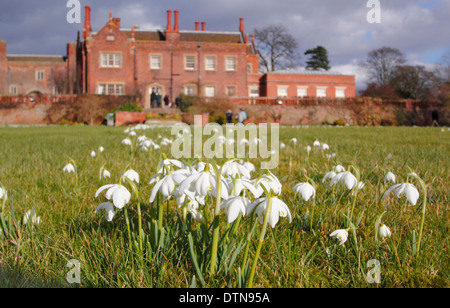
[0,41,7,95]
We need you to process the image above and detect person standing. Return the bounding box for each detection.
[226,109,233,124]
[236,108,247,125]
[151,90,157,108]
[164,95,169,108]
[156,92,162,108]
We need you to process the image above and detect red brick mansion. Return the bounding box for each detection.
[0,7,356,108]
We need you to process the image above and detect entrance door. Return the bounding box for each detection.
[149,85,164,108]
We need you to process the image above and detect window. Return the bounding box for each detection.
[100,52,121,68]
[183,85,196,96]
[184,55,196,71]
[297,86,308,98]
[335,87,346,98]
[205,86,215,97]
[247,64,252,74]
[226,86,237,97]
[9,85,17,95]
[150,54,162,70]
[36,70,45,81]
[97,83,124,95]
[277,86,289,98]
[316,87,327,98]
[225,56,237,71]
[249,86,259,97]
[205,56,216,71]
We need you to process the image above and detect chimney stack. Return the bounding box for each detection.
[113,17,121,28]
[83,6,92,39]
[174,10,180,32]
[239,18,244,33]
[166,10,172,31]
[201,22,206,31]
[195,21,200,31]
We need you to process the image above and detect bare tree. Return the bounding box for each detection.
[390,65,439,100]
[253,24,300,73]
[361,46,406,86]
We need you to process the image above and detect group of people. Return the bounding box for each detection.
[226,108,247,124]
[150,90,180,108]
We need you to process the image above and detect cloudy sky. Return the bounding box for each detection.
[1,0,449,89]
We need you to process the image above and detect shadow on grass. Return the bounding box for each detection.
[0,265,72,288]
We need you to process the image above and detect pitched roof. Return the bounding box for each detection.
[121,29,242,44]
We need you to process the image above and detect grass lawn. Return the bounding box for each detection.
[0,125,448,288]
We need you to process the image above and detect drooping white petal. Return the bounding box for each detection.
[95,202,115,222]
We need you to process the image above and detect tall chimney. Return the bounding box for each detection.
[195,21,200,31]
[174,10,180,32]
[201,22,206,31]
[239,18,244,33]
[166,10,172,31]
[83,6,92,39]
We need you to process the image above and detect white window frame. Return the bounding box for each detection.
[225,85,237,97]
[36,70,45,81]
[335,87,346,98]
[183,84,197,96]
[204,86,216,97]
[9,85,18,95]
[249,86,259,98]
[225,56,237,71]
[97,83,124,95]
[184,55,196,71]
[297,86,308,98]
[277,85,289,98]
[100,52,122,68]
[150,54,162,70]
[316,86,328,98]
[205,55,216,71]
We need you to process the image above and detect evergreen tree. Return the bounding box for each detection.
[304,46,331,71]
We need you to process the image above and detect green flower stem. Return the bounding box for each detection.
[209,169,222,277]
[241,218,257,271]
[157,193,163,232]
[247,195,272,288]
[124,207,132,251]
[416,179,427,256]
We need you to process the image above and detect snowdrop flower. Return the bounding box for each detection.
[293,183,316,201]
[221,196,251,223]
[0,187,6,201]
[330,229,349,246]
[330,171,358,190]
[121,138,132,146]
[95,184,131,209]
[334,165,345,173]
[122,169,139,184]
[222,161,251,179]
[186,199,205,224]
[382,183,420,206]
[101,169,111,179]
[63,163,75,173]
[91,151,96,158]
[226,177,259,197]
[384,172,396,184]
[149,169,191,203]
[253,171,282,197]
[129,131,137,137]
[95,202,115,222]
[23,208,41,226]
[99,146,104,153]
[313,140,321,147]
[247,196,292,228]
[322,171,336,185]
[290,138,297,144]
[378,224,392,239]
[242,161,255,174]
[179,167,228,200]
[305,146,311,154]
[321,143,329,151]
[280,142,286,149]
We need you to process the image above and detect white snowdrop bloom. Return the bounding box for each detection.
[129,131,137,137]
[95,184,131,209]
[382,183,420,206]
[121,138,132,146]
[186,199,205,224]
[280,142,286,149]
[23,208,41,226]
[179,168,228,200]
[91,151,96,158]
[247,196,292,228]
[99,146,105,153]
[253,171,282,197]
[322,171,336,184]
[384,172,396,184]
[102,169,111,179]
[122,169,140,184]
[242,161,255,174]
[305,146,311,154]
[330,171,358,190]
[293,183,316,201]
[0,187,6,201]
[379,224,392,239]
[95,202,115,222]
[222,161,251,179]
[240,138,249,145]
[137,135,147,143]
[330,229,349,246]
[226,177,259,197]
[333,165,345,173]
[313,140,321,147]
[221,196,251,223]
[290,138,297,144]
[63,163,75,173]
[321,143,329,150]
